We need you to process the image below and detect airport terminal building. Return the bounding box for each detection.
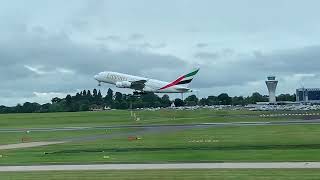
[296,88,320,103]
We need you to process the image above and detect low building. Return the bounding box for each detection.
[296,88,320,104]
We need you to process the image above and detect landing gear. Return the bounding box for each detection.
[98,82,101,87]
[133,91,147,96]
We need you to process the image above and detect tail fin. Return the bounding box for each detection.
[177,68,200,86]
[159,68,200,90]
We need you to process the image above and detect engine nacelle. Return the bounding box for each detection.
[116,81,132,88]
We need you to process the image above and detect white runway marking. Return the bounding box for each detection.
[0,141,66,150]
[1,162,320,172]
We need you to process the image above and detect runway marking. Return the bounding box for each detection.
[0,141,66,150]
[261,113,320,117]
[1,162,320,171]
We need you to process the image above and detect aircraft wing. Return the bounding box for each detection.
[130,80,147,90]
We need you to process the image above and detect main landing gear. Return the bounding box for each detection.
[133,91,147,96]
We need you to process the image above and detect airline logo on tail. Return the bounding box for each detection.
[159,68,200,90]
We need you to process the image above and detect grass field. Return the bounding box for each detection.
[1,109,320,165]
[2,170,320,180]
[0,109,294,129]
[1,124,320,164]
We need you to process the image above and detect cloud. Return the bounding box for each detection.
[0,27,186,106]
[194,52,219,59]
[134,42,167,50]
[194,49,235,60]
[0,91,75,106]
[96,35,122,42]
[56,68,75,75]
[3,26,320,105]
[196,43,209,48]
[192,46,320,94]
[129,33,144,41]
[24,65,76,75]
[24,65,49,75]
[2,0,320,105]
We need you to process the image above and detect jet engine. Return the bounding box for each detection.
[115,81,132,88]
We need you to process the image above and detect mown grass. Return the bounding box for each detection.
[0,109,298,129]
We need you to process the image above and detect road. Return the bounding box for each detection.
[1,119,320,133]
[1,162,320,171]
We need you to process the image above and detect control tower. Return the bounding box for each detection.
[265,76,278,104]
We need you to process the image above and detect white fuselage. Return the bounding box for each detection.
[94,71,191,93]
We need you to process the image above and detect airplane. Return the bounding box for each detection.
[94,68,200,95]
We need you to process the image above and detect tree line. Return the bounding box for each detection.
[0,89,296,114]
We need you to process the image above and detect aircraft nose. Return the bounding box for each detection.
[94,75,99,80]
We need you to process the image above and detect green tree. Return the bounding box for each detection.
[232,96,245,105]
[104,88,113,106]
[96,90,103,105]
[161,95,171,107]
[199,98,208,106]
[112,92,123,109]
[184,95,199,106]
[140,93,161,108]
[51,97,62,103]
[87,90,92,98]
[40,103,51,113]
[218,93,232,105]
[21,102,41,113]
[207,96,219,105]
[82,90,87,96]
[250,92,268,104]
[174,98,184,107]
[114,92,123,102]
[93,89,98,97]
[277,94,296,101]
[66,95,72,106]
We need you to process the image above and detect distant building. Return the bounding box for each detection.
[296,88,320,103]
[265,76,278,104]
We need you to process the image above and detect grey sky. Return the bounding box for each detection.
[1,0,320,106]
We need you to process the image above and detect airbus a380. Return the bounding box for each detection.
[94,68,200,95]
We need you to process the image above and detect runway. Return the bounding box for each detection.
[1,162,320,171]
[1,119,320,150]
[1,119,320,133]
